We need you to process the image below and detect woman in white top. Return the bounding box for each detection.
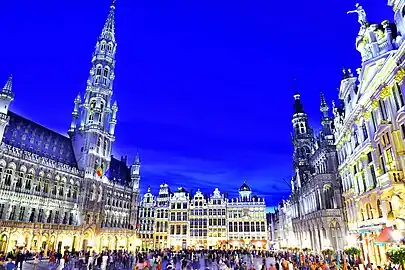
[33,255,39,270]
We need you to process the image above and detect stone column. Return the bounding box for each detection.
[318,189,323,209]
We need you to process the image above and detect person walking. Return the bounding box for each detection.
[32,255,39,270]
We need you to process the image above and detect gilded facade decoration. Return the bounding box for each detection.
[335,2,405,266]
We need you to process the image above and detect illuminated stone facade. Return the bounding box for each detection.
[335,2,405,265]
[153,184,170,250]
[137,187,155,250]
[289,92,345,252]
[276,200,295,249]
[0,1,140,253]
[136,183,268,250]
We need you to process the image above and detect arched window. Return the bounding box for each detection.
[103,67,109,78]
[107,43,113,53]
[101,42,106,51]
[377,200,383,218]
[4,169,12,186]
[362,124,368,140]
[89,101,96,122]
[73,185,78,199]
[300,123,305,134]
[96,66,102,75]
[97,137,102,153]
[366,203,373,220]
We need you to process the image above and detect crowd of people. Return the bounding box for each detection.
[0,248,401,270]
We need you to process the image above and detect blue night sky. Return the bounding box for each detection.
[0,0,392,208]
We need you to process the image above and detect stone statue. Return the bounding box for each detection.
[347,3,367,26]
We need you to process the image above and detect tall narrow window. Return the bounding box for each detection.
[4,169,12,186]
[362,124,368,140]
[377,200,383,218]
[371,111,377,131]
[97,137,102,153]
[379,99,388,121]
[9,205,16,220]
[47,210,52,223]
[396,83,405,108]
[37,209,44,223]
[354,130,359,147]
[104,140,108,156]
[16,172,23,188]
[18,207,25,221]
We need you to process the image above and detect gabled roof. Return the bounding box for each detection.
[4,111,78,167]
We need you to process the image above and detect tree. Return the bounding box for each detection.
[387,247,405,269]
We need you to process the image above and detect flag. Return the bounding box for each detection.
[96,166,103,177]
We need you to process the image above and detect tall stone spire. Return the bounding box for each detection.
[70,0,119,174]
[100,0,116,43]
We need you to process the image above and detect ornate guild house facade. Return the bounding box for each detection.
[137,183,268,250]
[335,2,405,265]
[0,1,140,253]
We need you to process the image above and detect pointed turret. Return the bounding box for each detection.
[68,93,82,134]
[320,92,328,116]
[0,75,14,143]
[1,75,13,98]
[131,152,141,192]
[320,92,333,137]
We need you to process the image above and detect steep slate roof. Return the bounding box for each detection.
[3,111,78,167]
[107,156,132,187]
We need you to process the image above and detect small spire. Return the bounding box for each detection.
[320,92,327,107]
[100,0,116,42]
[74,93,81,103]
[147,185,151,192]
[2,75,13,94]
[112,100,118,109]
[135,151,140,164]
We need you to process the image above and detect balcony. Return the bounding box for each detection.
[378,170,404,189]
